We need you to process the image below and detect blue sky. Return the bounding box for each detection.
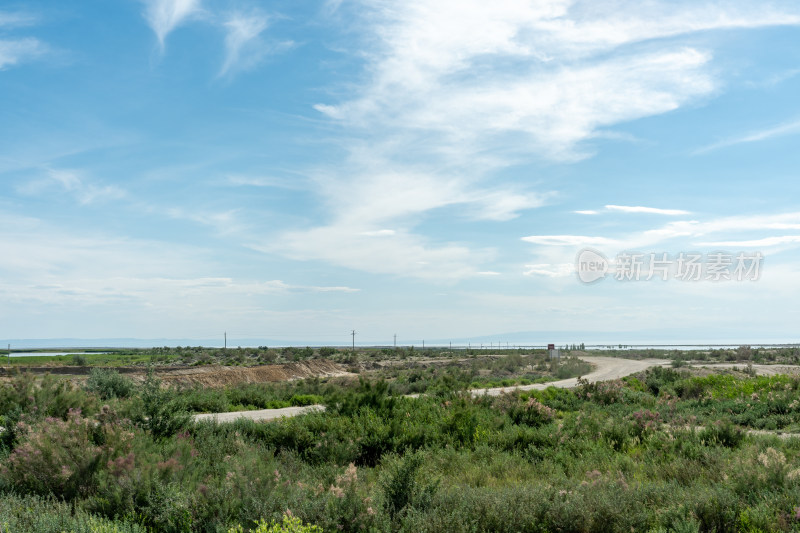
[2,0,800,345]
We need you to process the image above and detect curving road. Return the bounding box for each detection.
[193,356,671,423]
[472,356,670,397]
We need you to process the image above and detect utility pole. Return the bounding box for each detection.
[351,330,356,353]
[7,344,9,367]
[422,340,425,349]
[394,334,397,348]
[224,332,227,349]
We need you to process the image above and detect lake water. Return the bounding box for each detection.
[8,352,110,358]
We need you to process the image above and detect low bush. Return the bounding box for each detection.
[230,515,324,533]
[86,368,136,400]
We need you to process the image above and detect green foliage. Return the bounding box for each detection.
[554,356,593,379]
[644,366,683,396]
[135,367,191,439]
[87,368,136,400]
[699,419,745,448]
[319,347,336,358]
[577,377,624,405]
[508,396,557,427]
[229,515,324,533]
[380,451,437,522]
[0,408,132,500]
[8,361,800,532]
[326,378,395,418]
[0,492,146,533]
[141,481,193,533]
[0,373,97,452]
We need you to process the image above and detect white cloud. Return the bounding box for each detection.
[142,0,201,48]
[0,11,37,28]
[226,174,306,190]
[264,224,488,281]
[0,38,46,70]
[0,213,359,337]
[521,235,619,247]
[523,263,574,277]
[317,0,800,161]
[166,206,245,236]
[575,210,599,215]
[697,236,800,247]
[17,169,126,205]
[524,212,800,252]
[695,118,800,153]
[269,159,544,278]
[219,11,272,77]
[605,205,691,215]
[360,229,395,237]
[283,1,800,280]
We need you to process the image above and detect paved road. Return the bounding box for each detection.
[193,356,671,423]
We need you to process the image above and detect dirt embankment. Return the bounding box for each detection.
[155,360,353,388]
[0,359,354,388]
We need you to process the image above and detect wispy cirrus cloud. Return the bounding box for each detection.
[226,174,307,190]
[694,118,800,154]
[219,11,281,77]
[0,213,359,337]
[274,0,800,280]
[697,236,800,247]
[521,235,619,247]
[522,211,800,277]
[165,206,246,236]
[0,38,47,70]
[605,205,690,216]
[526,212,800,251]
[0,11,48,70]
[575,205,691,215]
[0,11,38,28]
[316,0,800,161]
[142,0,202,49]
[16,169,126,205]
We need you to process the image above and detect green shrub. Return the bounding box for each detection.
[700,419,744,448]
[508,397,557,427]
[135,368,190,440]
[1,409,106,499]
[319,347,336,358]
[290,394,324,407]
[0,373,96,423]
[141,481,193,533]
[229,514,324,533]
[555,356,593,379]
[577,377,624,405]
[0,492,146,533]
[326,378,395,418]
[644,366,682,396]
[87,369,136,400]
[380,451,437,521]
